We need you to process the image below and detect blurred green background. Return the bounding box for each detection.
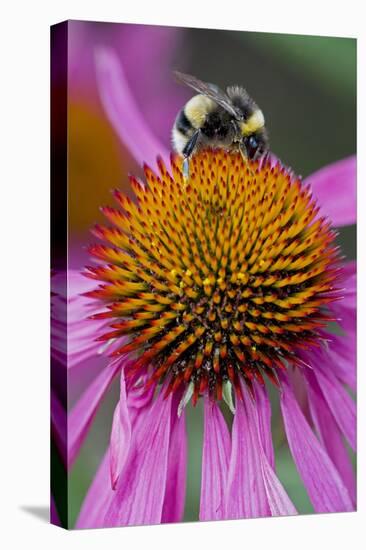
[64,23,356,527]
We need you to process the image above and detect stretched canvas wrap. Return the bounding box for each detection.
[50,20,356,529]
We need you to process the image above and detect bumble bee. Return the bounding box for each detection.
[172,71,268,176]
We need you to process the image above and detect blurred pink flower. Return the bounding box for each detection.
[67,21,187,145]
[53,49,356,527]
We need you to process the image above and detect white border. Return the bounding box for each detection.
[0,1,364,549]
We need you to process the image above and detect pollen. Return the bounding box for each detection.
[85,149,341,403]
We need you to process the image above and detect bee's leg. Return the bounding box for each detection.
[182,157,190,180]
[239,142,255,176]
[238,142,248,163]
[182,130,201,179]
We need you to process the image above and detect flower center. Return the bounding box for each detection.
[86,149,340,403]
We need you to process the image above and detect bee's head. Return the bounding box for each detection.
[243,132,268,160]
[235,107,268,159]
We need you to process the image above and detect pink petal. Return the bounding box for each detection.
[304,155,356,227]
[332,303,356,334]
[341,259,357,284]
[126,374,155,418]
[95,47,170,171]
[225,389,270,519]
[314,365,356,451]
[260,457,298,517]
[104,392,173,526]
[254,381,275,469]
[162,396,187,523]
[305,370,356,504]
[200,397,231,521]
[68,359,123,468]
[342,260,357,282]
[51,270,111,369]
[76,450,114,529]
[76,376,156,529]
[115,26,186,145]
[244,384,297,517]
[313,331,356,392]
[279,372,354,512]
[331,260,356,332]
[287,366,313,424]
[302,324,356,394]
[109,369,132,490]
[331,334,356,392]
[225,383,296,518]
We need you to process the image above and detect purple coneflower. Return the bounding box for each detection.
[70,149,356,527]
[66,49,356,528]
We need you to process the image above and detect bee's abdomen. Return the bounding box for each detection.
[172,108,194,154]
[175,109,193,136]
[172,95,216,155]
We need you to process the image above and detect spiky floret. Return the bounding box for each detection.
[85,149,341,403]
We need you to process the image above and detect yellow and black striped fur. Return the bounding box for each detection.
[172,72,268,168]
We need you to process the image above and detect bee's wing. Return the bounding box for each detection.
[174,71,241,119]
